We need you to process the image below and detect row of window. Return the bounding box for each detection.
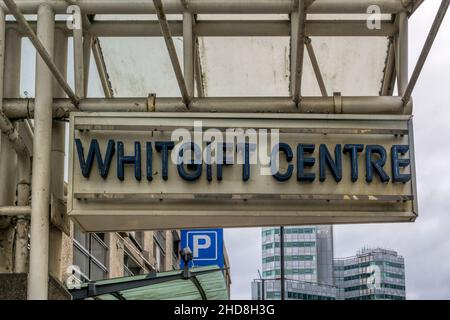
[262,268,315,277]
[347,294,405,300]
[262,255,315,263]
[344,284,368,292]
[265,292,334,300]
[262,241,316,250]
[381,283,405,291]
[262,228,315,237]
[344,273,371,282]
[73,224,180,282]
[344,282,405,292]
[287,292,335,300]
[383,272,405,280]
[335,260,404,271]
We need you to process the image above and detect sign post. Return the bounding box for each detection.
[180,229,224,268]
[68,112,417,232]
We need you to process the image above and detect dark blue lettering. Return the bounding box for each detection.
[117,141,141,181]
[366,145,390,183]
[343,144,364,182]
[297,144,316,182]
[319,144,342,182]
[391,145,411,183]
[155,141,175,180]
[146,142,153,181]
[271,143,293,182]
[75,139,115,179]
[177,142,202,181]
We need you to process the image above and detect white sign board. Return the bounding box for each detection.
[68,113,417,231]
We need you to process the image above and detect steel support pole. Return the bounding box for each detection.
[397,11,408,96]
[290,12,298,96]
[153,0,190,105]
[83,34,93,96]
[73,10,85,98]
[28,4,55,300]
[403,0,450,104]
[60,19,397,38]
[0,206,31,216]
[280,226,285,300]
[305,37,328,97]
[0,0,410,15]
[1,96,409,118]
[0,8,17,274]
[48,28,67,280]
[15,150,30,273]
[183,11,194,99]
[194,37,205,97]
[92,37,113,98]
[291,1,306,103]
[381,39,396,96]
[0,62,30,273]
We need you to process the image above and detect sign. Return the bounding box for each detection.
[68,112,417,231]
[180,229,224,268]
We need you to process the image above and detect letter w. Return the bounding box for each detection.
[75,139,115,178]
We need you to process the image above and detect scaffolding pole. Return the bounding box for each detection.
[0,10,19,274]
[291,0,306,103]
[0,0,411,15]
[1,96,410,118]
[27,4,55,300]
[305,37,328,97]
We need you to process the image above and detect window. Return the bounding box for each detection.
[262,241,316,250]
[262,228,316,237]
[263,255,315,263]
[172,230,180,270]
[123,252,143,276]
[153,231,166,271]
[73,224,108,282]
[133,231,145,250]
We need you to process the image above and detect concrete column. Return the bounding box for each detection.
[0,10,20,274]
[48,28,67,281]
[28,4,55,300]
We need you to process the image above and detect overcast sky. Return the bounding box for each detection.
[18,1,450,300]
[225,1,450,300]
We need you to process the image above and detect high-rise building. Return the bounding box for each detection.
[252,226,406,301]
[334,248,406,300]
[252,225,336,300]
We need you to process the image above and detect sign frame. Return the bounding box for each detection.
[68,112,418,232]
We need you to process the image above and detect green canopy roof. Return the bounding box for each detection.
[69,266,229,300]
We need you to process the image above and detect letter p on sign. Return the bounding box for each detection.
[193,234,212,258]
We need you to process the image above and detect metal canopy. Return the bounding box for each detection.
[69,266,229,300]
[97,14,393,99]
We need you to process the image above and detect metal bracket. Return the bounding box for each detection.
[147,94,156,112]
[333,92,343,114]
[50,195,70,236]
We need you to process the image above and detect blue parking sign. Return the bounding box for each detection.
[180,229,224,268]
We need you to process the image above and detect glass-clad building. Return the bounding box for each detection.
[334,248,406,300]
[252,225,406,300]
[252,225,336,300]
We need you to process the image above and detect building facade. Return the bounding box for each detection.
[334,248,406,300]
[252,225,336,300]
[253,226,406,301]
[68,223,182,283]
